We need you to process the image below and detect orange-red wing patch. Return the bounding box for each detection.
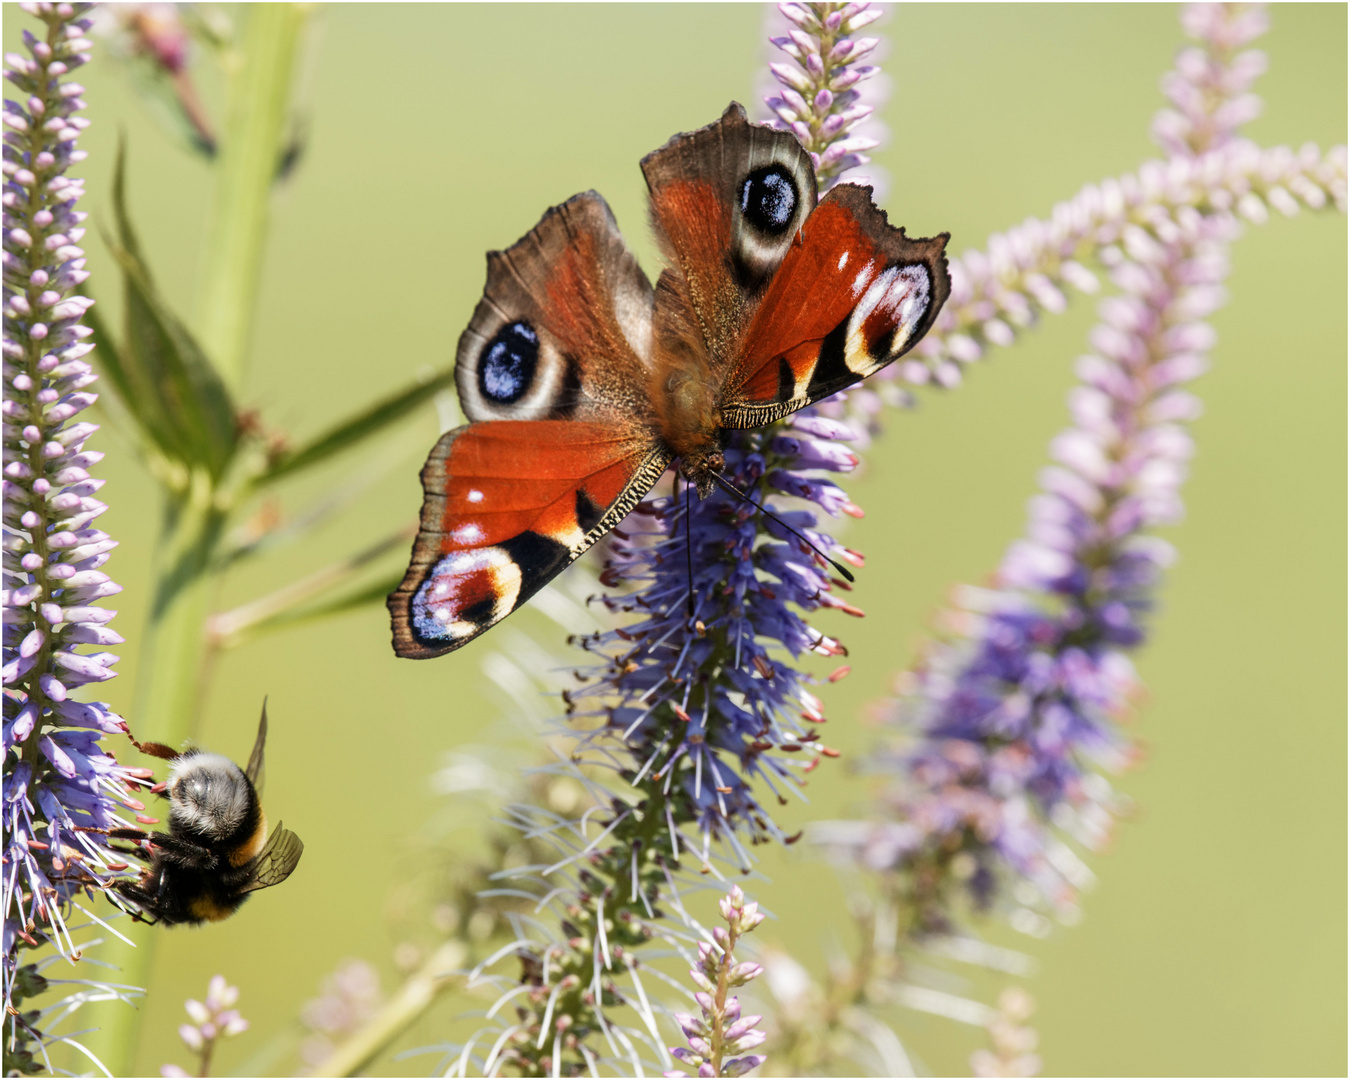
[721,185,950,424]
[647,177,736,340]
[388,421,671,659]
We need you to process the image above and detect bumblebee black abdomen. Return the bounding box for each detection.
[182,866,251,923]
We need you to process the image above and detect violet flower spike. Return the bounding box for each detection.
[665,885,768,1078]
[448,11,891,1073]
[572,413,858,864]
[816,2,1294,930]
[452,376,869,1077]
[3,1,149,1063]
[762,1,887,192]
[160,974,250,1078]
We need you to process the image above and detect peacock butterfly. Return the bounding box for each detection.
[388,103,950,659]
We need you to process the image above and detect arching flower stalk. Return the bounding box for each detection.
[818,2,1348,934]
[3,3,152,1070]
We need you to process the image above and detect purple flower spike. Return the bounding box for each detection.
[762,2,888,193]
[569,424,856,859]
[667,885,769,1077]
[818,2,1293,932]
[3,2,148,1063]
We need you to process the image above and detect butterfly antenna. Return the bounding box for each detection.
[710,472,856,583]
[684,477,696,619]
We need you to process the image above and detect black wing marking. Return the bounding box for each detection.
[240,822,303,893]
[245,699,268,792]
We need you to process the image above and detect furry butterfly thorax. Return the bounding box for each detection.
[388,103,951,659]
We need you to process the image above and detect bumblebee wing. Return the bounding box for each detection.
[240,823,303,893]
[245,700,268,792]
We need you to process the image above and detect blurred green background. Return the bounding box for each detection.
[7,3,1345,1076]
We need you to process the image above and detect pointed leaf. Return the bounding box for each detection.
[256,367,456,486]
[108,141,240,479]
[83,297,177,454]
[221,572,405,649]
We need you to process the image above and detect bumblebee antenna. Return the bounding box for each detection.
[710,472,856,583]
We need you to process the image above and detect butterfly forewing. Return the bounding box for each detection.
[389,421,671,658]
[391,186,673,659]
[642,103,817,368]
[455,191,654,425]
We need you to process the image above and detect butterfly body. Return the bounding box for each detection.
[389,103,950,659]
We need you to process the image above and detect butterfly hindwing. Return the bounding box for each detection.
[389,421,671,658]
[721,183,951,426]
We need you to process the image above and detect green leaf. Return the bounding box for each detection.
[83,296,171,451]
[105,140,240,480]
[256,367,457,486]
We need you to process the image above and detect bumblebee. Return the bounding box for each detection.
[106,702,303,926]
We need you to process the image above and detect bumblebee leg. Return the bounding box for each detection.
[108,880,161,925]
[72,825,153,843]
[127,736,179,762]
[146,833,217,870]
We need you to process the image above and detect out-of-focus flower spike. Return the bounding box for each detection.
[162,975,250,1078]
[89,3,218,154]
[820,0,1332,933]
[758,2,890,193]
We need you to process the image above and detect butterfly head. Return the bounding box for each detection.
[678,447,726,500]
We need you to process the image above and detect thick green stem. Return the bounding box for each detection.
[134,470,229,744]
[194,3,308,391]
[85,473,226,1077]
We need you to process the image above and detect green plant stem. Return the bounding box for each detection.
[87,472,227,1077]
[81,923,152,1078]
[135,471,229,744]
[194,3,308,391]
